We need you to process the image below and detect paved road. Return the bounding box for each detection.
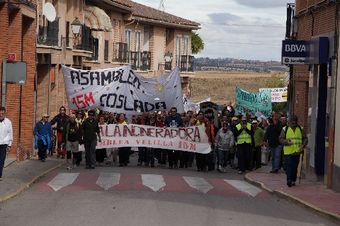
[0,163,338,226]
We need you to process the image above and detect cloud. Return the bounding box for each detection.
[234,0,287,8]
[208,13,243,25]
[131,0,286,60]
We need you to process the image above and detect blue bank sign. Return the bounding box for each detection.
[282,38,329,65]
[282,40,308,64]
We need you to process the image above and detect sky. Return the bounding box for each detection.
[133,0,288,61]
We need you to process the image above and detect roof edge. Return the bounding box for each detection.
[133,16,200,30]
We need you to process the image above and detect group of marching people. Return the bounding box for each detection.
[33,105,307,186]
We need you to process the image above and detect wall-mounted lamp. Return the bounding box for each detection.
[71,17,82,36]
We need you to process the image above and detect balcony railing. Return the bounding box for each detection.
[129,51,151,71]
[113,42,128,63]
[178,55,194,72]
[74,26,93,51]
[37,19,59,46]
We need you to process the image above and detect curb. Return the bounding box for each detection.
[0,162,64,203]
[244,173,340,224]
[244,174,273,193]
[4,158,17,168]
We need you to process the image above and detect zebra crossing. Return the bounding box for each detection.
[38,172,265,198]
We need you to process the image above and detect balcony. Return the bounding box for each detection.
[113,42,128,63]
[74,26,93,52]
[178,55,194,72]
[129,51,151,71]
[37,19,59,47]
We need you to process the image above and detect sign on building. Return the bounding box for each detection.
[281,37,329,65]
[281,40,308,65]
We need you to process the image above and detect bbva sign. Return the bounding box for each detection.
[281,38,329,65]
[284,43,307,53]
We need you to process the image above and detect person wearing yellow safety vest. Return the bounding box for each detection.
[235,116,254,174]
[279,115,307,187]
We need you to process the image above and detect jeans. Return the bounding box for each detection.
[237,143,252,172]
[0,144,8,178]
[38,140,48,161]
[206,148,216,171]
[253,146,262,169]
[196,153,206,171]
[270,145,282,171]
[284,154,300,184]
[72,152,82,166]
[138,147,147,164]
[168,150,179,168]
[118,147,130,166]
[84,140,97,167]
[217,149,228,167]
[145,148,155,166]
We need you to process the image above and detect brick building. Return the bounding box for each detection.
[36,0,199,119]
[0,1,37,159]
[287,1,339,191]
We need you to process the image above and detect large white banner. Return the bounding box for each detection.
[94,124,211,154]
[62,65,184,114]
[259,87,288,103]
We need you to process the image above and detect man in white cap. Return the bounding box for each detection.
[34,113,53,162]
[0,107,13,181]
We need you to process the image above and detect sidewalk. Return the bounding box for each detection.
[0,156,64,203]
[245,166,340,223]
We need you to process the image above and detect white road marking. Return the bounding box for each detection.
[141,174,166,192]
[96,173,120,190]
[183,176,213,194]
[48,173,79,191]
[224,179,262,197]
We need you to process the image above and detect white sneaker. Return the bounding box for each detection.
[218,165,222,172]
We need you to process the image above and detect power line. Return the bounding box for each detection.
[158,0,165,11]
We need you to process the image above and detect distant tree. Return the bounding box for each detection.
[191,31,204,54]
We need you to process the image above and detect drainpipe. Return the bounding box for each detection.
[1,60,7,107]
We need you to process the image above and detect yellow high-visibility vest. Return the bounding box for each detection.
[236,123,252,144]
[283,126,303,155]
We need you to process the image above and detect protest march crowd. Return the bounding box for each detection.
[30,103,306,188]
[0,66,307,187]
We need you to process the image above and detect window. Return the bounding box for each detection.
[143,28,150,51]
[104,40,109,61]
[176,36,182,65]
[183,36,189,55]
[65,21,70,47]
[125,30,131,51]
[92,38,99,61]
[135,31,141,52]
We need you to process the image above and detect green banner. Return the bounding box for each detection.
[235,87,272,117]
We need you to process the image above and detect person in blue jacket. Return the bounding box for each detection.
[34,114,53,162]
